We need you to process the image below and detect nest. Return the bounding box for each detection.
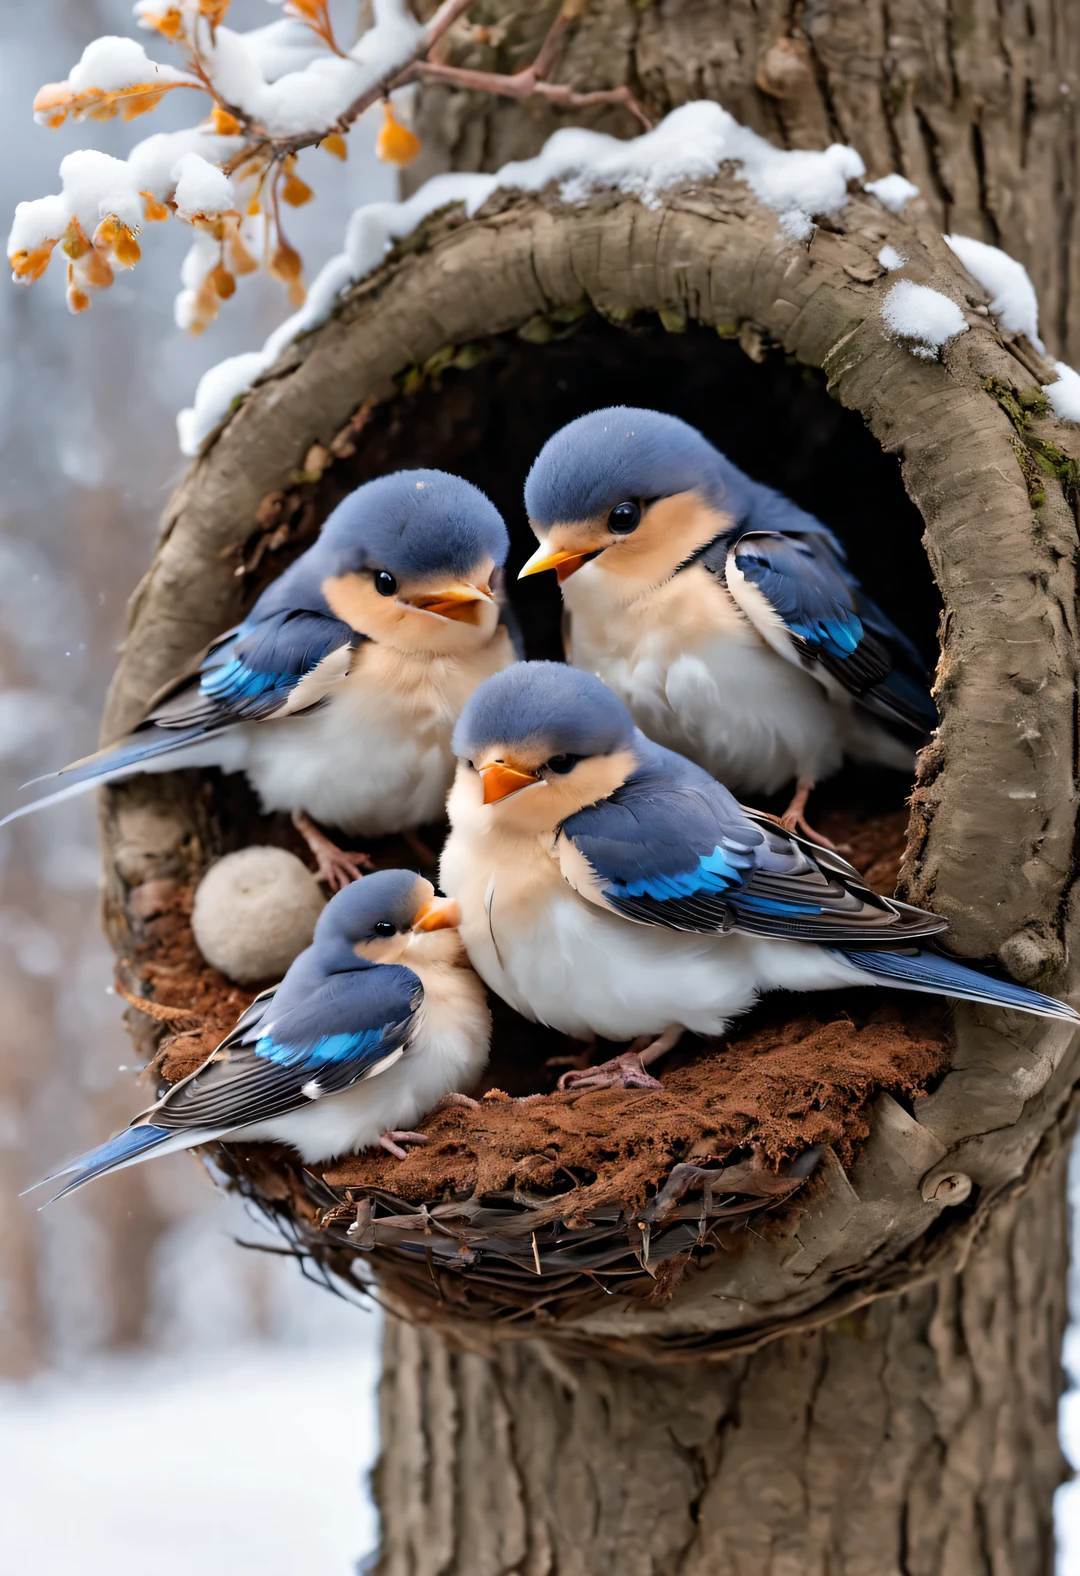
[117,799,952,1328]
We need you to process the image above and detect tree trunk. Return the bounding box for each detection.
[94,4,1080,1571]
[374,1120,1072,1576]
[409,0,1080,363]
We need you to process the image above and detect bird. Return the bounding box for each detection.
[29,869,492,1202]
[518,407,936,842]
[4,470,517,888]
[440,662,1076,1091]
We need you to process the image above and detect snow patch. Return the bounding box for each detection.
[1044,361,1080,423]
[864,174,920,213]
[944,234,1045,352]
[877,244,907,271]
[881,279,969,360]
[177,100,867,454]
[66,35,196,93]
[171,153,235,222]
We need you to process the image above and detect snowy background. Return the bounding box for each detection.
[0,3,393,1572]
[0,4,1078,1573]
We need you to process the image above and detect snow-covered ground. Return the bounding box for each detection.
[0,1331,382,1576]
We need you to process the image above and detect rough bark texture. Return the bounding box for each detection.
[409,0,1080,363]
[93,4,1080,1568]
[373,1117,1071,1576]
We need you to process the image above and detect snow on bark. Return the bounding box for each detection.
[863,174,920,213]
[881,280,969,360]
[945,234,1045,353]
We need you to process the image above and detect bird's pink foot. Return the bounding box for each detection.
[427,1092,481,1115]
[558,1025,684,1092]
[558,1051,663,1093]
[378,1130,430,1160]
[292,809,374,890]
[778,778,838,851]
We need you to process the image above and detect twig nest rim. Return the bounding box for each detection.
[191,846,324,983]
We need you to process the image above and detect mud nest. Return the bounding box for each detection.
[118,796,951,1324]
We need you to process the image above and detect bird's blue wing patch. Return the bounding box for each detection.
[150,964,422,1135]
[152,609,361,729]
[729,532,935,732]
[560,739,945,943]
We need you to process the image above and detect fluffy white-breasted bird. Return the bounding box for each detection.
[31,870,491,1201]
[5,471,517,886]
[520,408,936,838]
[441,663,1075,1089]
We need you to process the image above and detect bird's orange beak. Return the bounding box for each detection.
[479,762,541,803]
[412,896,461,932]
[517,543,591,584]
[408,582,493,622]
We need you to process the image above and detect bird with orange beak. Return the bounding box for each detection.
[3,471,516,886]
[30,870,490,1200]
[519,408,935,841]
[441,663,1074,1091]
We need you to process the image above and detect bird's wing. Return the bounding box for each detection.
[556,762,946,944]
[1,612,364,823]
[145,965,421,1135]
[147,609,363,730]
[722,531,935,733]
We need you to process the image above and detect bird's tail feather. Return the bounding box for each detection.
[1,726,229,828]
[25,1124,177,1205]
[828,946,1080,1022]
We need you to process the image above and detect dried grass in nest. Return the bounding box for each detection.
[117,805,951,1321]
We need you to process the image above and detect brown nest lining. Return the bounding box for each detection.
[115,803,952,1322]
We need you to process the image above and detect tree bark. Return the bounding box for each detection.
[409,0,1080,362]
[92,4,1080,1569]
[373,1121,1071,1576]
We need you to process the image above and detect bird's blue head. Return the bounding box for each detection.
[309,470,510,647]
[520,407,735,592]
[314,868,460,966]
[451,661,639,825]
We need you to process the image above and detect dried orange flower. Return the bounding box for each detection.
[226,232,259,276]
[321,133,347,160]
[208,262,236,299]
[281,172,313,207]
[268,240,303,283]
[140,191,170,222]
[60,218,92,261]
[66,267,91,314]
[211,104,242,136]
[376,102,421,167]
[32,83,76,129]
[9,241,57,283]
[139,7,184,39]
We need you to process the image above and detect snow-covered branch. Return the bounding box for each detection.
[7,0,649,335]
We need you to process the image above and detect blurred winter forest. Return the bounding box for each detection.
[0,3,388,1570]
[4,4,1080,1574]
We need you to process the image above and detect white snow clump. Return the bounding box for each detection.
[881,280,969,360]
[944,234,1045,352]
[1044,362,1080,422]
[864,174,920,213]
[178,100,866,453]
[877,244,907,271]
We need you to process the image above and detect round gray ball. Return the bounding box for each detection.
[191,846,326,984]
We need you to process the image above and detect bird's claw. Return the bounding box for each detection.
[779,811,839,852]
[427,1092,481,1115]
[378,1129,430,1161]
[313,845,375,891]
[292,809,374,890]
[557,1051,663,1093]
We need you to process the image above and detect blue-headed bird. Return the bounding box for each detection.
[5,471,516,887]
[441,663,1075,1090]
[29,869,490,1201]
[519,408,935,842]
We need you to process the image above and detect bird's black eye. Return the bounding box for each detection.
[608,500,641,535]
[372,920,396,937]
[546,753,579,775]
[374,570,397,597]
